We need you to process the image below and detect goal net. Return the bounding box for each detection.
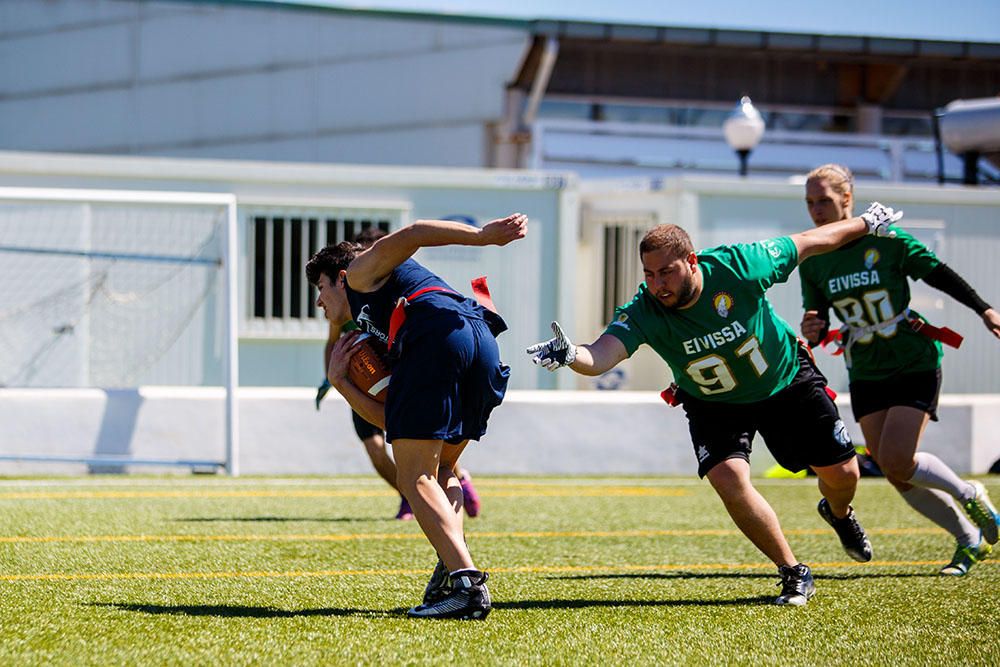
[0,187,238,474]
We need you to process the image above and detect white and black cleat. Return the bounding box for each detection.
[422,557,452,606]
[407,569,491,620]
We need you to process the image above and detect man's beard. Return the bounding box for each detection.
[664,274,697,310]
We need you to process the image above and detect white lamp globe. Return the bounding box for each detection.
[723,96,765,151]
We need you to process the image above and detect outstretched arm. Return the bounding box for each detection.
[347,213,528,292]
[922,264,1000,340]
[571,334,631,376]
[791,202,902,263]
[527,322,629,376]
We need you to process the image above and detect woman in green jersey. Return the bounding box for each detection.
[799,163,1000,576]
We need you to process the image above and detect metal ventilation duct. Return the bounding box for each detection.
[938,97,1000,154]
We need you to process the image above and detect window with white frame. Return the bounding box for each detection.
[601,217,654,320]
[246,207,402,328]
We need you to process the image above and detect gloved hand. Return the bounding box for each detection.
[526,321,577,371]
[860,202,903,238]
[315,378,331,410]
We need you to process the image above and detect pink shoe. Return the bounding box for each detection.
[395,496,414,521]
[459,472,481,518]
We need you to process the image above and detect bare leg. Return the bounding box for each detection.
[361,433,398,491]
[393,438,473,572]
[706,458,797,567]
[862,408,978,544]
[868,407,928,484]
[439,442,468,517]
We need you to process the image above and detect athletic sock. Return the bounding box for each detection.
[907,452,976,503]
[900,486,980,547]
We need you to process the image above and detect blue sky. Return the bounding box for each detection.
[259,0,1000,43]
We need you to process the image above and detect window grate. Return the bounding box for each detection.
[247,209,395,326]
[602,223,647,321]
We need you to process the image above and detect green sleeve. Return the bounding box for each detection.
[602,295,646,357]
[726,236,799,290]
[799,263,828,311]
[897,228,941,280]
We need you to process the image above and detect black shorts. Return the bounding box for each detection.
[351,409,383,441]
[679,347,855,477]
[849,367,942,422]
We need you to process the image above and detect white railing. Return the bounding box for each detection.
[532,119,965,182]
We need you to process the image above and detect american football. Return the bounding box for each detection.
[348,333,391,402]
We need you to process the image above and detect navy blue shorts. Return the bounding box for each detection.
[384,312,509,444]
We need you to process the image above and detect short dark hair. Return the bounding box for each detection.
[353,226,387,248]
[305,241,359,287]
[639,224,694,259]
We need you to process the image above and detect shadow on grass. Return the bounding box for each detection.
[89,602,403,618]
[492,597,774,609]
[90,595,775,618]
[173,517,388,523]
[550,571,940,582]
[550,572,776,581]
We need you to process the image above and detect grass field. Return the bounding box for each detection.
[1,475,998,665]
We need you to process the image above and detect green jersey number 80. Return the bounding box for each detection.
[832,289,898,343]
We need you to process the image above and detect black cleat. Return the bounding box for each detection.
[408,569,491,620]
[818,498,873,562]
[422,558,451,605]
[775,563,816,606]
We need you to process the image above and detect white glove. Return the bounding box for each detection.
[526,321,577,371]
[860,202,903,238]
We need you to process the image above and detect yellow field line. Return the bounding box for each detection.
[0,527,943,544]
[0,488,687,500]
[1,559,992,583]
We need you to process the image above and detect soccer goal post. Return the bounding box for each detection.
[0,187,240,475]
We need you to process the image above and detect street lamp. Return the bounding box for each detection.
[723,96,765,177]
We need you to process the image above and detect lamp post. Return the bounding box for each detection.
[723,96,765,177]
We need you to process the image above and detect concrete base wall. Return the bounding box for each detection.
[1,389,998,476]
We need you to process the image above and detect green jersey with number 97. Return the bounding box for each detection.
[604,237,802,403]
[799,228,942,381]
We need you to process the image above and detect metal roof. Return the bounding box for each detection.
[234,0,1000,45]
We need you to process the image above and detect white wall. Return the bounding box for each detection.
[0,0,528,167]
[1,388,997,475]
[0,150,575,390]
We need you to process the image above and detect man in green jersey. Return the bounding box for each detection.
[800,163,1000,576]
[527,204,903,606]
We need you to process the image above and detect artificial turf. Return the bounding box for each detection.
[1,476,997,665]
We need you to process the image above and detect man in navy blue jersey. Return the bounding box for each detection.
[316,227,482,521]
[306,212,526,620]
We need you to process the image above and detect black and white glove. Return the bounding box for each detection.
[860,202,903,238]
[526,321,577,371]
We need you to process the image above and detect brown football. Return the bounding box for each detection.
[348,333,392,402]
